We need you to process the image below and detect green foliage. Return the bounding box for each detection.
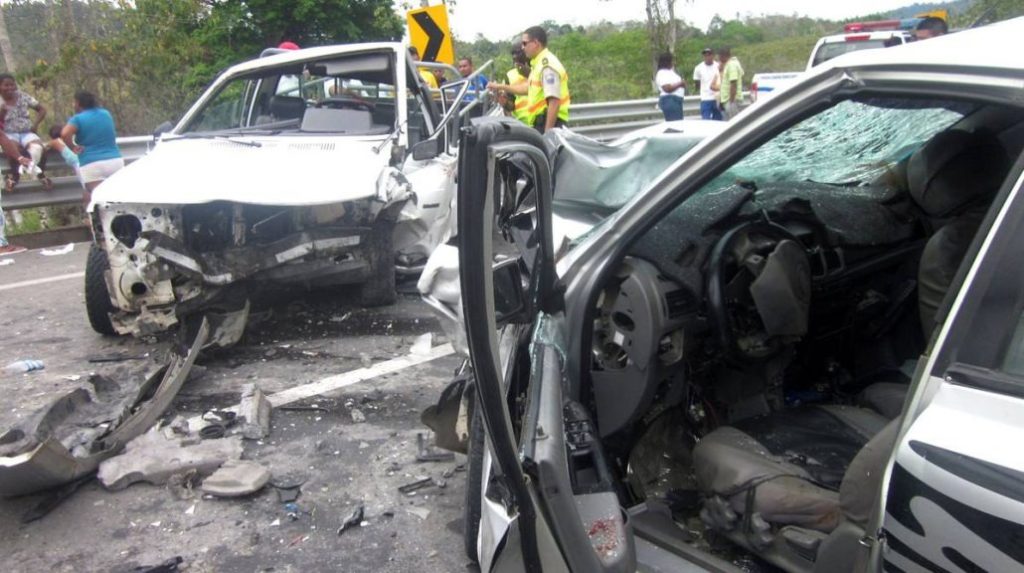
[3,0,402,134]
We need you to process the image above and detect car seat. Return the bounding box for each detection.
[269,95,306,122]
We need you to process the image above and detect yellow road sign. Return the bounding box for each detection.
[407,5,454,65]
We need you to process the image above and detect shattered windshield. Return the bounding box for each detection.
[702,98,970,192]
[182,51,398,136]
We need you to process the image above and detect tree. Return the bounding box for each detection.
[0,1,16,72]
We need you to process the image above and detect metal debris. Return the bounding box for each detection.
[398,476,435,495]
[416,432,455,463]
[337,504,365,535]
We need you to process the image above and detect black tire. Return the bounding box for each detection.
[464,388,485,563]
[85,244,117,336]
[359,221,397,307]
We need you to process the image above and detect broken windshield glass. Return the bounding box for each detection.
[702,98,970,192]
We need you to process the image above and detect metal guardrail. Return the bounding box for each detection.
[1,95,746,212]
[1,135,152,210]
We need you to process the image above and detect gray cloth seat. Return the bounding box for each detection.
[694,405,890,535]
[908,129,1010,335]
[858,381,908,420]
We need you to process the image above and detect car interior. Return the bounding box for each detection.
[571,99,1024,571]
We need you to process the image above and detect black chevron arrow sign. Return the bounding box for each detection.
[412,11,445,62]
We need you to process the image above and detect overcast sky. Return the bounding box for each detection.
[440,0,917,41]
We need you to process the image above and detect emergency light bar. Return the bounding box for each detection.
[844,18,921,33]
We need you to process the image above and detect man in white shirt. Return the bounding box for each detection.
[692,48,722,121]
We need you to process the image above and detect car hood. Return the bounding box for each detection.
[92,136,393,207]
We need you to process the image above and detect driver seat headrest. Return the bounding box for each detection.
[907,129,1010,218]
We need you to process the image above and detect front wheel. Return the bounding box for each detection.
[85,244,117,335]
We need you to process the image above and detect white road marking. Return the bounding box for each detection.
[267,342,455,407]
[0,271,85,292]
[187,342,456,431]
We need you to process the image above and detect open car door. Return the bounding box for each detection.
[458,118,637,572]
[876,153,1024,572]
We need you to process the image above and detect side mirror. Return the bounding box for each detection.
[153,121,174,138]
[493,258,527,324]
[411,137,443,161]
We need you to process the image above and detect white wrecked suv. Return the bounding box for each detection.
[85,43,482,342]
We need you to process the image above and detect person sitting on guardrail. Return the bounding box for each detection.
[1,73,52,193]
[60,90,123,206]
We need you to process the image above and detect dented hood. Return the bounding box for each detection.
[92,136,393,207]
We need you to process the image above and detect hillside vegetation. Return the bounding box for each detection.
[0,0,1021,134]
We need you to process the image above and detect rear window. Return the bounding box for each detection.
[812,38,893,67]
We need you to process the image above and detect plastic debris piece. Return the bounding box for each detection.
[200,460,271,497]
[4,359,45,374]
[406,506,431,520]
[40,243,75,256]
[238,384,272,439]
[0,259,14,266]
[410,333,433,356]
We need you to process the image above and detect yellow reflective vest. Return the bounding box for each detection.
[525,48,570,126]
[506,68,530,123]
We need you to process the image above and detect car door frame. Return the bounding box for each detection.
[866,150,1024,571]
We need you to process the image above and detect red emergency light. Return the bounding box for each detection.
[845,34,871,41]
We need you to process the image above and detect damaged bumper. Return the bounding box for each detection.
[92,198,398,337]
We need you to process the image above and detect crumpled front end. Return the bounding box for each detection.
[92,172,412,339]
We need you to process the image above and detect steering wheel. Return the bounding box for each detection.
[317,96,375,112]
[706,221,812,361]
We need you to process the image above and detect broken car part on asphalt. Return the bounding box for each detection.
[0,318,209,496]
[415,432,455,463]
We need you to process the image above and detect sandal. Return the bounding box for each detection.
[39,172,53,191]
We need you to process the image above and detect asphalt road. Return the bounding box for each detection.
[0,244,474,572]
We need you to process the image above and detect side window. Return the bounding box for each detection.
[936,163,1024,383]
[407,92,433,146]
[189,81,252,132]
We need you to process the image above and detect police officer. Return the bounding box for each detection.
[489,46,531,124]
[520,26,570,133]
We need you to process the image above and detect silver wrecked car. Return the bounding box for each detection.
[85,43,489,343]
[431,17,1024,573]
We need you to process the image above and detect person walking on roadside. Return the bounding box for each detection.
[61,91,123,206]
[693,47,723,120]
[718,47,744,121]
[654,53,686,121]
[520,26,570,133]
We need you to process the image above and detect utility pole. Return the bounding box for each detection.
[0,0,17,73]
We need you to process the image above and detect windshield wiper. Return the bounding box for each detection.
[177,133,266,147]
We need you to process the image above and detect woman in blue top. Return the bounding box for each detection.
[60,91,123,204]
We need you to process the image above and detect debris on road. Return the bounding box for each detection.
[86,352,149,363]
[409,333,433,356]
[200,459,271,497]
[3,359,45,374]
[0,258,14,266]
[350,407,366,423]
[415,432,455,463]
[127,555,184,573]
[398,476,435,495]
[0,319,209,496]
[39,243,75,256]
[405,506,431,520]
[237,383,272,439]
[337,504,365,535]
[98,427,243,490]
